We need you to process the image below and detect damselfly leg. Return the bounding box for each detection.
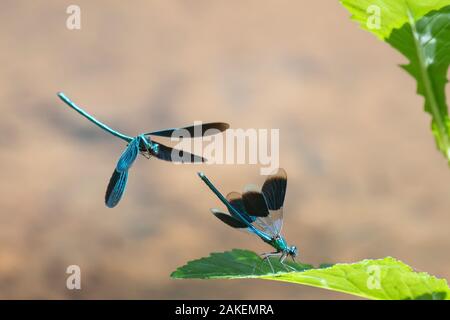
[266,252,298,273]
[251,252,277,274]
[279,253,298,272]
[138,135,156,159]
[261,252,282,273]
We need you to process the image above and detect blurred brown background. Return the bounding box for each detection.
[1,0,450,299]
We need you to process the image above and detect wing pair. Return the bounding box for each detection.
[105,136,141,208]
[144,122,229,163]
[105,122,229,208]
[211,168,287,238]
[145,122,229,138]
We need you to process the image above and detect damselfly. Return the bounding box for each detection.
[198,168,298,272]
[57,92,229,208]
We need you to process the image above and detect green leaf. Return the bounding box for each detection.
[340,0,450,161]
[171,249,450,300]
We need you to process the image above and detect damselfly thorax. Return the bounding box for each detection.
[135,134,157,159]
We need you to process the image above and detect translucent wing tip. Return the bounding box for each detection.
[269,167,287,179]
[243,184,260,193]
[226,191,241,202]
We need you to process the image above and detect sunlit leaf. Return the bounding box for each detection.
[341,0,450,161]
[171,249,450,300]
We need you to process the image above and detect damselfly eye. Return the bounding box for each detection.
[290,246,298,257]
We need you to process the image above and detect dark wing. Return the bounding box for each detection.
[145,122,229,138]
[210,193,259,231]
[262,168,287,210]
[242,186,270,217]
[150,141,205,163]
[226,192,256,224]
[116,138,139,172]
[242,184,283,237]
[210,209,248,228]
[105,169,128,208]
[198,172,272,242]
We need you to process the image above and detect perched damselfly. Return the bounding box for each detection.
[198,168,298,271]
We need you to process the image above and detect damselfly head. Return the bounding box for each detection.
[137,135,154,158]
[288,245,298,258]
[137,135,150,150]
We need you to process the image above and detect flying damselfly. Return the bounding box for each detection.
[57,92,229,208]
